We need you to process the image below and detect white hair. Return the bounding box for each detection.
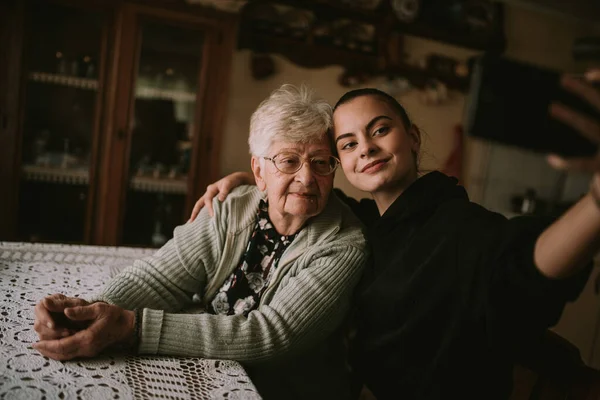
[248,84,333,156]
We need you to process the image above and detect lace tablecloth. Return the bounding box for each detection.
[0,242,261,399]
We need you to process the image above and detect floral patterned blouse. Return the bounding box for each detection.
[208,200,298,317]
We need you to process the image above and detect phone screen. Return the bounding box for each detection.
[465,55,599,157]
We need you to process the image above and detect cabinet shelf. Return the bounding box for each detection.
[22,165,90,185]
[29,72,98,90]
[135,86,196,102]
[130,176,188,194]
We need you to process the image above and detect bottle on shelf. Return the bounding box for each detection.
[151,219,167,247]
[151,193,168,247]
[56,51,67,75]
[82,55,96,78]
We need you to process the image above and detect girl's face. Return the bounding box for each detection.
[332,95,420,195]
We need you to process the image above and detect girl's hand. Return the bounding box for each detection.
[189,172,254,220]
[547,69,600,174]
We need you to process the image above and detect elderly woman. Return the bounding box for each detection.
[32,85,368,399]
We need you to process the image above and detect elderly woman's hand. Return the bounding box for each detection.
[34,293,90,340]
[189,171,254,221]
[32,302,135,361]
[547,69,600,173]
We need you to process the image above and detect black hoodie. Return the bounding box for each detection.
[338,171,590,399]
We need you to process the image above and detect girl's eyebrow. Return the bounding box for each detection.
[365,115,392,133]
[335,132,355,145]
[335,115,392,145]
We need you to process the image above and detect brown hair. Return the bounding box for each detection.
[333,88,412,130]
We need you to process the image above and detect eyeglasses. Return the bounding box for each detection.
[263,152,340,176]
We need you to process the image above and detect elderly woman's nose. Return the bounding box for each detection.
[295,162,317,185]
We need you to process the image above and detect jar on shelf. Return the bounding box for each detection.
[56,51,67,75]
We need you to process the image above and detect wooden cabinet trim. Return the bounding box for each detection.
[0,1,25,240]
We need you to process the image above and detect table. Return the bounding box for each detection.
[0,242,261,399]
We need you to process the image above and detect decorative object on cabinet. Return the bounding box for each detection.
[338,69,372,88]
[337,0,383,11]
[377,76,412,97]
[330,19,376,53]
[419,80,449,105]
[251,53,277,80]
[281,7,315,37]
[0,0,237,247]
[391,0,420,23]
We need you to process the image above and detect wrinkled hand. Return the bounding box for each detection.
[548,69,600,173]
[32,302,135,361]
[188,171,254,221]
[34,293,90,340]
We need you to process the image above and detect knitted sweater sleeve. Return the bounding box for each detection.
[139,240,367,363]
[94,203,225,315]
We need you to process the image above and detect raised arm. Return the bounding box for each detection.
[536,69,600,278]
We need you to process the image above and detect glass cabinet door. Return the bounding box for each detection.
[121,21,205,247]
[17,3,106,243]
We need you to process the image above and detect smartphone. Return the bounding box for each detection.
[464,55,599,157]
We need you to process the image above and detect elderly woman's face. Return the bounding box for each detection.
[254,138,334,222]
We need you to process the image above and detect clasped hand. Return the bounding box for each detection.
[33,293,135,361]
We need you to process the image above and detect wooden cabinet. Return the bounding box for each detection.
[0,0,237,247]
